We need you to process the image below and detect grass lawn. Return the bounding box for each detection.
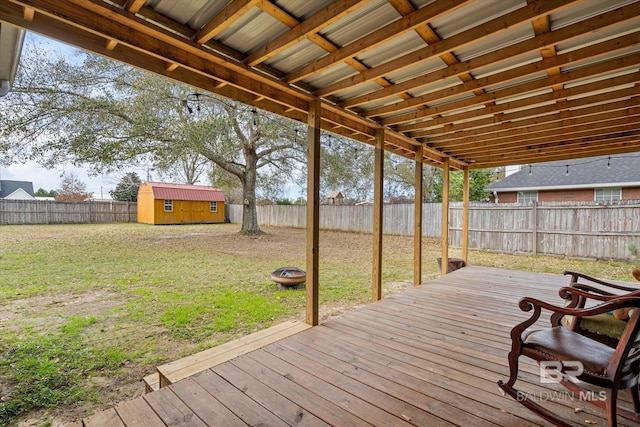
[0,222,637,426]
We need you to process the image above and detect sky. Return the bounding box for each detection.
[0,33,151,197]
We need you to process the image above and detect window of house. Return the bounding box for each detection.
[517,191,538,203]
[595,187,621,202]
[164,200,173,212]
[210,201,217,212]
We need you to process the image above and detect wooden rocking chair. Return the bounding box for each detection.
[498,290,640,427]
[560,271,640,347]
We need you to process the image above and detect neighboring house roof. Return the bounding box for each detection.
[145,182,224,202]
[326,191,344,199]
[88,193,114,202]
[0,180,35,199]
[486,155,640,192]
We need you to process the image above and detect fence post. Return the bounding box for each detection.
[532,202,538,255]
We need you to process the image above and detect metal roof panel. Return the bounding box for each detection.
[147,182,225,202]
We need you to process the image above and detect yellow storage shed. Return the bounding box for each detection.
[137,182,225,225]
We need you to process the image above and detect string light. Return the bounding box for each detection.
[521,154,640,176]
[182,92,306,140]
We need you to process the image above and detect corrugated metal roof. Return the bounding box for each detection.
[146,182,225,202]
[3,0,639,169]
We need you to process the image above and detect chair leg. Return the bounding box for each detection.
[498,381,575,427]
[631,384,640,414]
[605,389,618,427]
[501,350,520,388]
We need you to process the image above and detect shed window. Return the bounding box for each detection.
[517,191,538,203]
[164,200,173,212]
[595,187,621,202]
[210,201,218,212]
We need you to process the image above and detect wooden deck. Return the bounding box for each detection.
[72,266,640,426]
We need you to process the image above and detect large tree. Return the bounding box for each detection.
[0,42,305,233]
[55,172,91,201]
[432,168,495,202]
[110,172,142,202]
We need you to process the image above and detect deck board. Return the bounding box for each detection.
[72,266,640,426]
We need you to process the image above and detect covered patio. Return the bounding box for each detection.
[1,1,639,322]
[69,266,638,426]
[2,1,640,425]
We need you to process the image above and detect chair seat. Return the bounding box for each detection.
[523,327,614,378]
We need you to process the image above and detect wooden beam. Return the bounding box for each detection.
[441,157,450,276]
[372,128,384,301]
[386,55,640,128]
[462,166,469,266]
[314,0,578,96]
[418,94,640,141]
[288,0,469,84]
[123,0,145,14]
[23,5,34,21]
[465,133,640,167]
[404,75,640,134]
[450,119,640,158]
[365,30,639,118]
[306,99,321,326]
[193,0,260,45]
[246,0,366,67]
[414,146,424,287]
[340,2,638,109]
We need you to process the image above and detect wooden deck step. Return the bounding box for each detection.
[142,372,160,393]
[151,319,311,389]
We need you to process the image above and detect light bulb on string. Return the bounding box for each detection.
[566,165,569,176]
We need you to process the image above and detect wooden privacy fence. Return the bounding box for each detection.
[3,200,638,260]
[0,199,137,224]
[229,201,640,260]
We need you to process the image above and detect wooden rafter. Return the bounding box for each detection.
[413,87,640,139]
[123,0,145,14]
[246,0,366,67]
[193,0,260,45]
[314,0,579,96]
[339,3,637,109]
[287,0,471,84]
[1,0,638,169]
[385,55,640,128]
[429,103,640,147]
[366,33,639,119]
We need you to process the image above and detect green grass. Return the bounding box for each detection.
[0,222,637,425]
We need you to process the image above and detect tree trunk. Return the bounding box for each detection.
[241,150,261,234]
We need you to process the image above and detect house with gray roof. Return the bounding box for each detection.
[0,180,35,199]
[485,154,640,204]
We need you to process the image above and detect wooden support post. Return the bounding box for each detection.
[462,166,470,265]
[414,146,424,287]
[441,157,450,276]
[306,100,321,326]
[372,128,384,301]
[532,201,538,255]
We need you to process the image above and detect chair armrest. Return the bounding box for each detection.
[564,270,640,292]
[558,286,627,303]
[511,296,640,343]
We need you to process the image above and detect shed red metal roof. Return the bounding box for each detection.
[146,182,224,202]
